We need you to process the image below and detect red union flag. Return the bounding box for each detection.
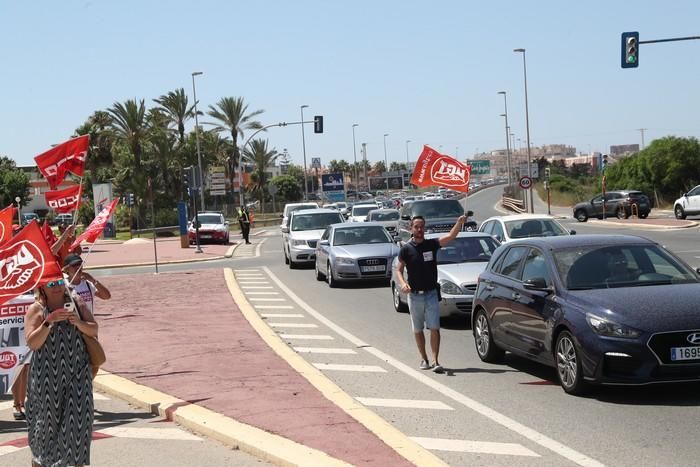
[0,221,63,305]
[70,198,119,250]
[44,185,82,213]
[410,146,472,193]
[0,206,16,246]
[34,135,89,190]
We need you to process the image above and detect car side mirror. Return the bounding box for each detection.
[281,226,289,233]
[493,235,502,243]
[696,267,700,275]
[523,277,551,292]
[570,230,576,235]
[401,215,411,221]
[319,240,329,246]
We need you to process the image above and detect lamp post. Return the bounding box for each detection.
[15,196,21,225]
[514,48,534,213]
[352,124,359,197]
[361,143,367,190]
[191,71,205,210]
[300,105,309,200]
[383,134,389,191]
[497,91,513,186]
[405,140,411,170]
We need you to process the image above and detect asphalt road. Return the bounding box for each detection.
[95,185,700,466]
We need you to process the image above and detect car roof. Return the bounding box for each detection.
[331,222,387,230]
[507,234,655,249]
[292,208,342,215]
[481,214,559,222]
[369,208,399,213]
[424,231,494,240]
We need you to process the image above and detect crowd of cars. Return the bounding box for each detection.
[279,192,700,396]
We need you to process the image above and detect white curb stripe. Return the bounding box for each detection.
[356,397,453,410]
[280,334,334,340]
[293,347,357,354]
[261,313,304,318]
[269,323,318,328]
[313,363,386,373]
[411,437,539,457]
[99,426,202,441]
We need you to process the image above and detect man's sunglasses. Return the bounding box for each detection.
[46,279,65,289]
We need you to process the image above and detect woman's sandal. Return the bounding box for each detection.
[13,405,26,420]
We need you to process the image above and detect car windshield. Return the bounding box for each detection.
[555,244,699,290]
[370,211,399,221]
[333,226,391,245]
[287,204,317,216]
[352,205,376,216]
[505,219,568,238]
[410,200,463,218]
[196,214,223,224]
[436,237,499,265]
[292,213,343,231]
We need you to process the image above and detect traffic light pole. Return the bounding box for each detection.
[192,189,203,253]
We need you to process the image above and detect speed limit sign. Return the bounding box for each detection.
[519,176,533,190]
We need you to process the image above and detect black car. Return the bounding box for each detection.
[397,199,471,241]
[573,190,651,222]
[472,235,700,395]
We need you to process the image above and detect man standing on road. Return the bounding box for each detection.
[395,214,466,373]
[238,206,251,244]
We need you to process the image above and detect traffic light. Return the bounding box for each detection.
[128,193,135,206]
[183,166,192,187]
[544,167,551,179]
[621,32,639,68]
[314,115,324,134]
[602,154,609,172]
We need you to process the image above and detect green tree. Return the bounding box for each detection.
[153,88,196,145]
[270,175,302,202]
[0,169,30,208]
[243,139,278,210]
[74,111,115,185]
[389,162,407,172]
[372,160,386,174]
[109,99,148,171]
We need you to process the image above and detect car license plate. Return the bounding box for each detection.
[361,265,385,272]
[201,235,211,239]
[671,346,700,361]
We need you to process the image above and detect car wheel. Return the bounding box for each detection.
[616,205,627,219]
[575,209,588,223]
[289,256,297,269]
[327,261,337,288]
[675,205,686,220]
[473,309,504,363]
[315,260,325,281]
[638,212,648,219]
[392,282,408,312]
[284,247,290,265]
[555,331,588,395]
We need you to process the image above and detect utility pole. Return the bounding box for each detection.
[638,128,647,149]
[362,142,368,190]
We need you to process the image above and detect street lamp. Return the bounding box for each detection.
[497,91,513,186]
[352,124,359,198]
[383,133,389,191]
[300,105,309,200]
[405,140,411,170]
[514,48,534,213]
[361,143,368,190]
[14,196,21,225]
[191,71,205,210]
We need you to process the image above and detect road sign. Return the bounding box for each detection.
[467,160,490,175]
[209,190,226,196]
[519,176,533,190]
[311,157,322,169]
[209,184,226,190]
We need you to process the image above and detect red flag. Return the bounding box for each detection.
[410,145,472,193]
[41,220,58,247]
[44,185,82,213]
[70,198,119,250]
[34,135,89,190]
[0,221,63,305]
[0,206,16,246]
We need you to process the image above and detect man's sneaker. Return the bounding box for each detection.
[432,364,444,373]
[419,360,432,370]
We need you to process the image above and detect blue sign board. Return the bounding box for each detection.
[321,173,345,192]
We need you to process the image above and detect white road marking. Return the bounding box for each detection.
[242,286,274,289]
[293,347,357,354]
[0,446,21,456]
[269,322,318,328]
[93,392,110,401]
[255,238,267,257]
[236,275,265,278]
[411,437,539,457]
[0,400,15,411]
[356,397,453,410]
[238,281,270,285]
[261,313,304,318]
[236,269,261,271]
[263,266,604,467]
[280,334,334,340]
[98,427,202,441]
[0,392,109,410]
[314,363,387,372]
[255,305,295,309]
[248,298,286,302]
[246,292,280,295]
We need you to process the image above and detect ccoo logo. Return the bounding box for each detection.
[0,241,44,294]
[430,157,468,187]
[0,351,17,370]
[686,333,700,345]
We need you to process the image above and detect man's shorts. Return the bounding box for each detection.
[407,289,440,332]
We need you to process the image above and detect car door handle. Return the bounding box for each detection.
[484,281,495,291]
[511,292,520,300]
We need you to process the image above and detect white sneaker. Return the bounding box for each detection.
[432,364,444,373]
[419,360,431,370]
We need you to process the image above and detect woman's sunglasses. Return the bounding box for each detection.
[45,279,65,289]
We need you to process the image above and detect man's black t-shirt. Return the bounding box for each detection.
[399,238,441,292]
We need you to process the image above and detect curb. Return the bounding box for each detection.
[93,372,351,467]
[225,268,448,467]
[585,219,699,230]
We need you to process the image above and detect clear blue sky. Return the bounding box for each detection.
[2,1,699,168]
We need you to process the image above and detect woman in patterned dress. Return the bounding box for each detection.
[24,279,97,466]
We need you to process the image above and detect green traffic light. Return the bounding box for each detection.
[627,56,636,63]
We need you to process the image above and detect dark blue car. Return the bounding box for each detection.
[472,234,700,395]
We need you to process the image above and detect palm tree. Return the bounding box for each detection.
[206,97,264,199]
[153,88,196,145]
[74,110,115,184]
[108,99,148,171]
[243,139,278,212]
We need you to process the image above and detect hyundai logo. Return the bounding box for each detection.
[366,259,380,265]
[687,333,700,345]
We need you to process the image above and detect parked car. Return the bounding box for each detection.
[282,208,344,268]
[315,223,399,287]
[673,185,700,219]
[349,202,378,222]
[391,232,500,317]
[21,212,40,225]
[53,213,74,226]
[367,208,400,238]
[472,234,700,395]
[188,211,229,244]
[397,199,466,242]
[478,214,574,243]
[573,190,651,222]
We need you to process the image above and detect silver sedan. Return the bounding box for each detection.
[315,223,400,288]
[390,232,500,317]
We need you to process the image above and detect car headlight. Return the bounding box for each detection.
[336,257,354,265]
[585,314,641,338]
[292,239,307,246]
[439,280,462,295]
[425,228,435,234]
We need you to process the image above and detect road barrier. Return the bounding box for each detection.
[502,195,526,213]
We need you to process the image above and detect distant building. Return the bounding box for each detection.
[610,144,640,156]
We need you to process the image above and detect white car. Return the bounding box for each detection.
[673,185,700,219]
[349,203,378,222]
[478,214,574,243]
[282,208,345,268]
[280,202,319,245]
[187,211,229,244]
